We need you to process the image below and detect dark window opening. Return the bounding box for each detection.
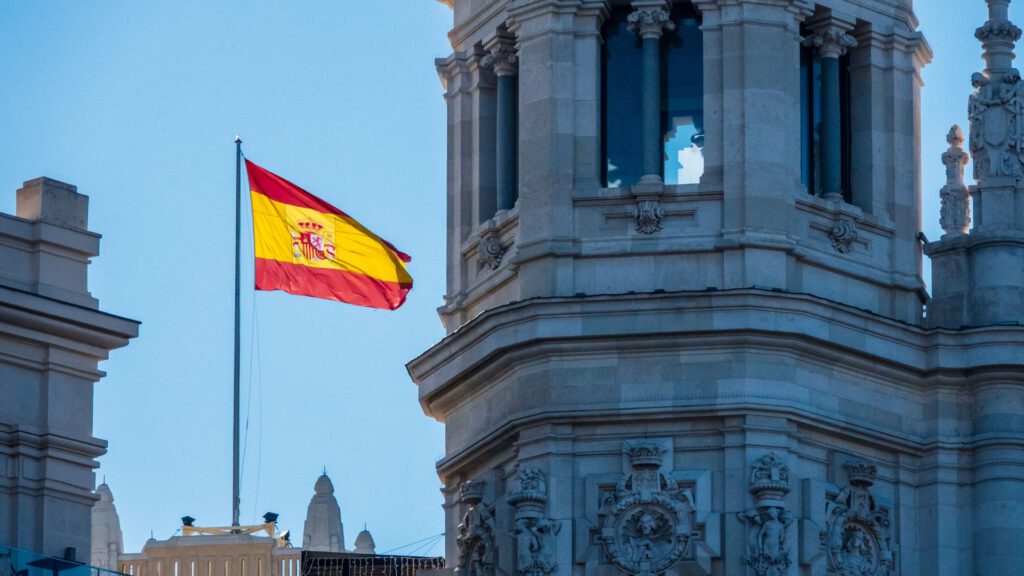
[602,3,703,188]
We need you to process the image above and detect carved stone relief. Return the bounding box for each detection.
[478,222,506,270]
[456,480,495,576]
[482,45,518,77]
[939,125,972,236]
[823,461,894,576]
[634,200,665,234]
[739,453,794,576]
[509,465,560,576]
[830,219,858,254]
[968,69,1024,181]
[803,28,857,59]
[628,8,675,40]
[598,445,696,576]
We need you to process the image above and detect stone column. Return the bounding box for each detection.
[470,50,498,224]
[972,378,1024,575]
[629,1,675,187]
[484,36,519,212]
[435,52,474,330]
[804,23,856,201]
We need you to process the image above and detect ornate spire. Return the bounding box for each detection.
[940,125,971,236]
[969,0,1024,184]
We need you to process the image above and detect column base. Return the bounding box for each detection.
[638,173,664,185]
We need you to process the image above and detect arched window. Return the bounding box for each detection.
[602,3,704,188]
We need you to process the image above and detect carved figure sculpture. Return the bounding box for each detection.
[740,453,793,576]
[455,481,495,576]
[508,465,560,576]
[759,508,785,563]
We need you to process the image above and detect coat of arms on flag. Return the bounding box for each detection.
[292,221,336,262]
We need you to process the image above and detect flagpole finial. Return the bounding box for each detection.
[234,135,242,144]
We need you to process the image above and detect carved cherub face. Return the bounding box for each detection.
[638,513,657,535]
[972,72,989,89]
[766,507,779,520]
[846,530,866,551]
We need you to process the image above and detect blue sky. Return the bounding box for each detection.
[0,0,1010,557]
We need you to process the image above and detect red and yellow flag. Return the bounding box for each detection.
[246,160,412,310]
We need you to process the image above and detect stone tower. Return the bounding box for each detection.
[0,178,138,560]
[411,1,1022,576]
[303,474,345,552]
[90,483,124,570]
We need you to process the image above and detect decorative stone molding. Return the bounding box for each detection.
[739,453,794,576]
[628,7,675,40]
[829,219,858,254]
[823,461,894,576]
[482,45,518,77]
[976,18,1022,45]
[509,465,559,576]
[598,444,696,576]
[633,200,664,234]
[456,480,495,576]
[478,223,506,270]
[939,125,971,236]
[803,28,858,59]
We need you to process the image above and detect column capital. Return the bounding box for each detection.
[628,1,675,40]
[803,26,857,59]
[483,35,518,77]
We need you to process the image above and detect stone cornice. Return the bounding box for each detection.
[409,289,1024,411]
[0,284,139,355]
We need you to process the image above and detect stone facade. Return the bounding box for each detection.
[0,178,138,561]
[412,0,1024,575]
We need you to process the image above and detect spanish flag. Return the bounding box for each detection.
[246,160,412,310]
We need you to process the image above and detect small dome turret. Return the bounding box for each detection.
[303,472,345,552]
[353,529,376,555]
[314,474,334,495]
[91,482,123,570]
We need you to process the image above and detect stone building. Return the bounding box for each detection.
[0,178,138,563]
[96,474,380,576]
[410,1,1024,576]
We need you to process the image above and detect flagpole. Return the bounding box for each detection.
[233,135,242,528]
